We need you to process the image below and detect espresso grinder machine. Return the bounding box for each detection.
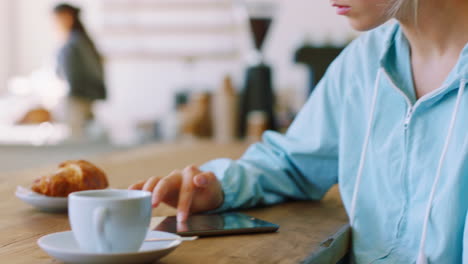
[238,0,278,137]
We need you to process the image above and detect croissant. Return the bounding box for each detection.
[32,160,109,197]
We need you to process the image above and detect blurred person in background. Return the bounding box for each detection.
[53,3,106,140]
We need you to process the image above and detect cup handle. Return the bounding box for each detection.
[93,207,110,252]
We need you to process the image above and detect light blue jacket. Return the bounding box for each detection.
[202,23,468,264]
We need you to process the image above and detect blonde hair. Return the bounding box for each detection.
[389,0,419,20]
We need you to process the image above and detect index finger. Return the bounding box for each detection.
[177,166,200,222]
[128,180,146,190]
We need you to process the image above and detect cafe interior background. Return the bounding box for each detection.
[0,0,357,172]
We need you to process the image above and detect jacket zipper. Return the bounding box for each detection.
[404,108,413,130]
[381,69,451,240]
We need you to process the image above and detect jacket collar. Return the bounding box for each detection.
[378,22,468,104]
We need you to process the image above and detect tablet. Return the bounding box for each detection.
[153,212,279,237]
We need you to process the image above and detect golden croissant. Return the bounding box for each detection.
[32,160,109,197]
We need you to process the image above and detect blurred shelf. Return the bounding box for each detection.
[103,51,241,61]
[102,0,234,11]
[99,24,240,35]
[96,0,243,62]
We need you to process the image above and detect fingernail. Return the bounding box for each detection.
[152,196,159,207]
[177,212,186,222]
[196,176,208,186]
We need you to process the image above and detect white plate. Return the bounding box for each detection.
[38,231,181,264]
[15,186,68,213]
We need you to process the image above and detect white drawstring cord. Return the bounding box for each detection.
[416,79,466,264]
[349,69,382,226]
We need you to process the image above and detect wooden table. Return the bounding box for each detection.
[0,141,349,264]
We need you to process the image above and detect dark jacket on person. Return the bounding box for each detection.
[57,30,106,100]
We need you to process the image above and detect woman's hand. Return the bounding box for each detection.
[128,165,223,222]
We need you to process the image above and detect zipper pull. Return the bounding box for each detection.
[404,108,413,129]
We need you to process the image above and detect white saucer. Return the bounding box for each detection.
[15,186,68,212]
[38,230,181,264]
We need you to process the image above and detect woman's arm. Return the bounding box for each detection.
[202,58,346,211]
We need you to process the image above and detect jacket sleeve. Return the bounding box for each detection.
[200,53,349,212]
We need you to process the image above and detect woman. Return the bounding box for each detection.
[130,0,468,263]
[53,3,106,139]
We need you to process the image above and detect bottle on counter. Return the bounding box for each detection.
[213,75,238,143]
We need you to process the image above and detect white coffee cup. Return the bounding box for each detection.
[69,189,152,253]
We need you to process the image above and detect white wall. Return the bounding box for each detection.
[0,1,13,92]
[16,0,59,76]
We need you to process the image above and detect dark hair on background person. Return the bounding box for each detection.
[53,3,102,62]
